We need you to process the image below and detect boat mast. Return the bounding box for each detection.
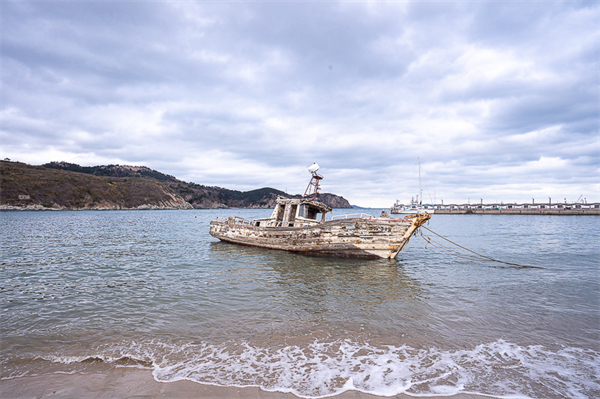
[418,157,422,205]
[303,163,323,200]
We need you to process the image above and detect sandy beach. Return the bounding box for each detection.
[0,368,489,399]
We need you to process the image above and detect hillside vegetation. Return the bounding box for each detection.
[1,161,352,210]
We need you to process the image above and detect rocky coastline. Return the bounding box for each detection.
[1,160,352,211]
[0,202,194,211]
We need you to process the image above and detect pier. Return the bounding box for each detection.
[435,208,600,215]
[423,203,599,215]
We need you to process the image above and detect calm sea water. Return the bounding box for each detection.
[1,210,599,398]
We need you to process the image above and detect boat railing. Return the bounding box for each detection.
[216,216,253,225]
[330,213,375,220]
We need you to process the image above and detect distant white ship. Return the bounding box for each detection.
[390,197,435,214]
[391,158,435,214]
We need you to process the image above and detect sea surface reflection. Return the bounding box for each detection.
[1,210,598,398]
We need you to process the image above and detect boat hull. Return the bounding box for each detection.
[390,208,435,214]
[209,214,430,259]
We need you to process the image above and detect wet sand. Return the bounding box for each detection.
[0,368,489,399]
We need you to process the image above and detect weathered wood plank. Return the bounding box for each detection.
[210,213,430,259]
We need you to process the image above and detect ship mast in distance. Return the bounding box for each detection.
[418,157,422,205]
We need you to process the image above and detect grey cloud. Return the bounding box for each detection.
[1,0,597,206]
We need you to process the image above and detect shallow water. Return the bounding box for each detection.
[1,210,599,398]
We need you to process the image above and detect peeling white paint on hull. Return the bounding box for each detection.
[209,214,430,259]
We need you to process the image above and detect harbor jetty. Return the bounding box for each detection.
[432,202,599,215]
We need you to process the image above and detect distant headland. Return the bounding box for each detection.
[0,160,352,211]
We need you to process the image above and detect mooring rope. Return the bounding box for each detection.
[420,226,544,269]
[420,231,490,262]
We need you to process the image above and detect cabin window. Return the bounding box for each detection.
[298,205,307,218]
[306,207,319,220]
[276,204,284,221]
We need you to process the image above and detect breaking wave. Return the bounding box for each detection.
[31,338,600,398]
[39,354,153,368]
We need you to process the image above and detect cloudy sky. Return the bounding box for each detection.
[1,0,598,207]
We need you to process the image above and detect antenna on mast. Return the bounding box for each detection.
[418,157,422,205]
[303,163,323,200]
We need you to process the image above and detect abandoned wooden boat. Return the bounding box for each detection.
[209,164,431,259]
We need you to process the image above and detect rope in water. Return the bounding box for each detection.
[420,226,544,269]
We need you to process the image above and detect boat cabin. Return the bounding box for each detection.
[253,197,332,228]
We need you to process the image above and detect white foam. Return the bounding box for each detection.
[138,339,599,398]
[32,339,600,398]
[38,353,153,369]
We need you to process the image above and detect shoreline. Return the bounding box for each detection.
[1,205,598,215]
[0,368,491,399]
